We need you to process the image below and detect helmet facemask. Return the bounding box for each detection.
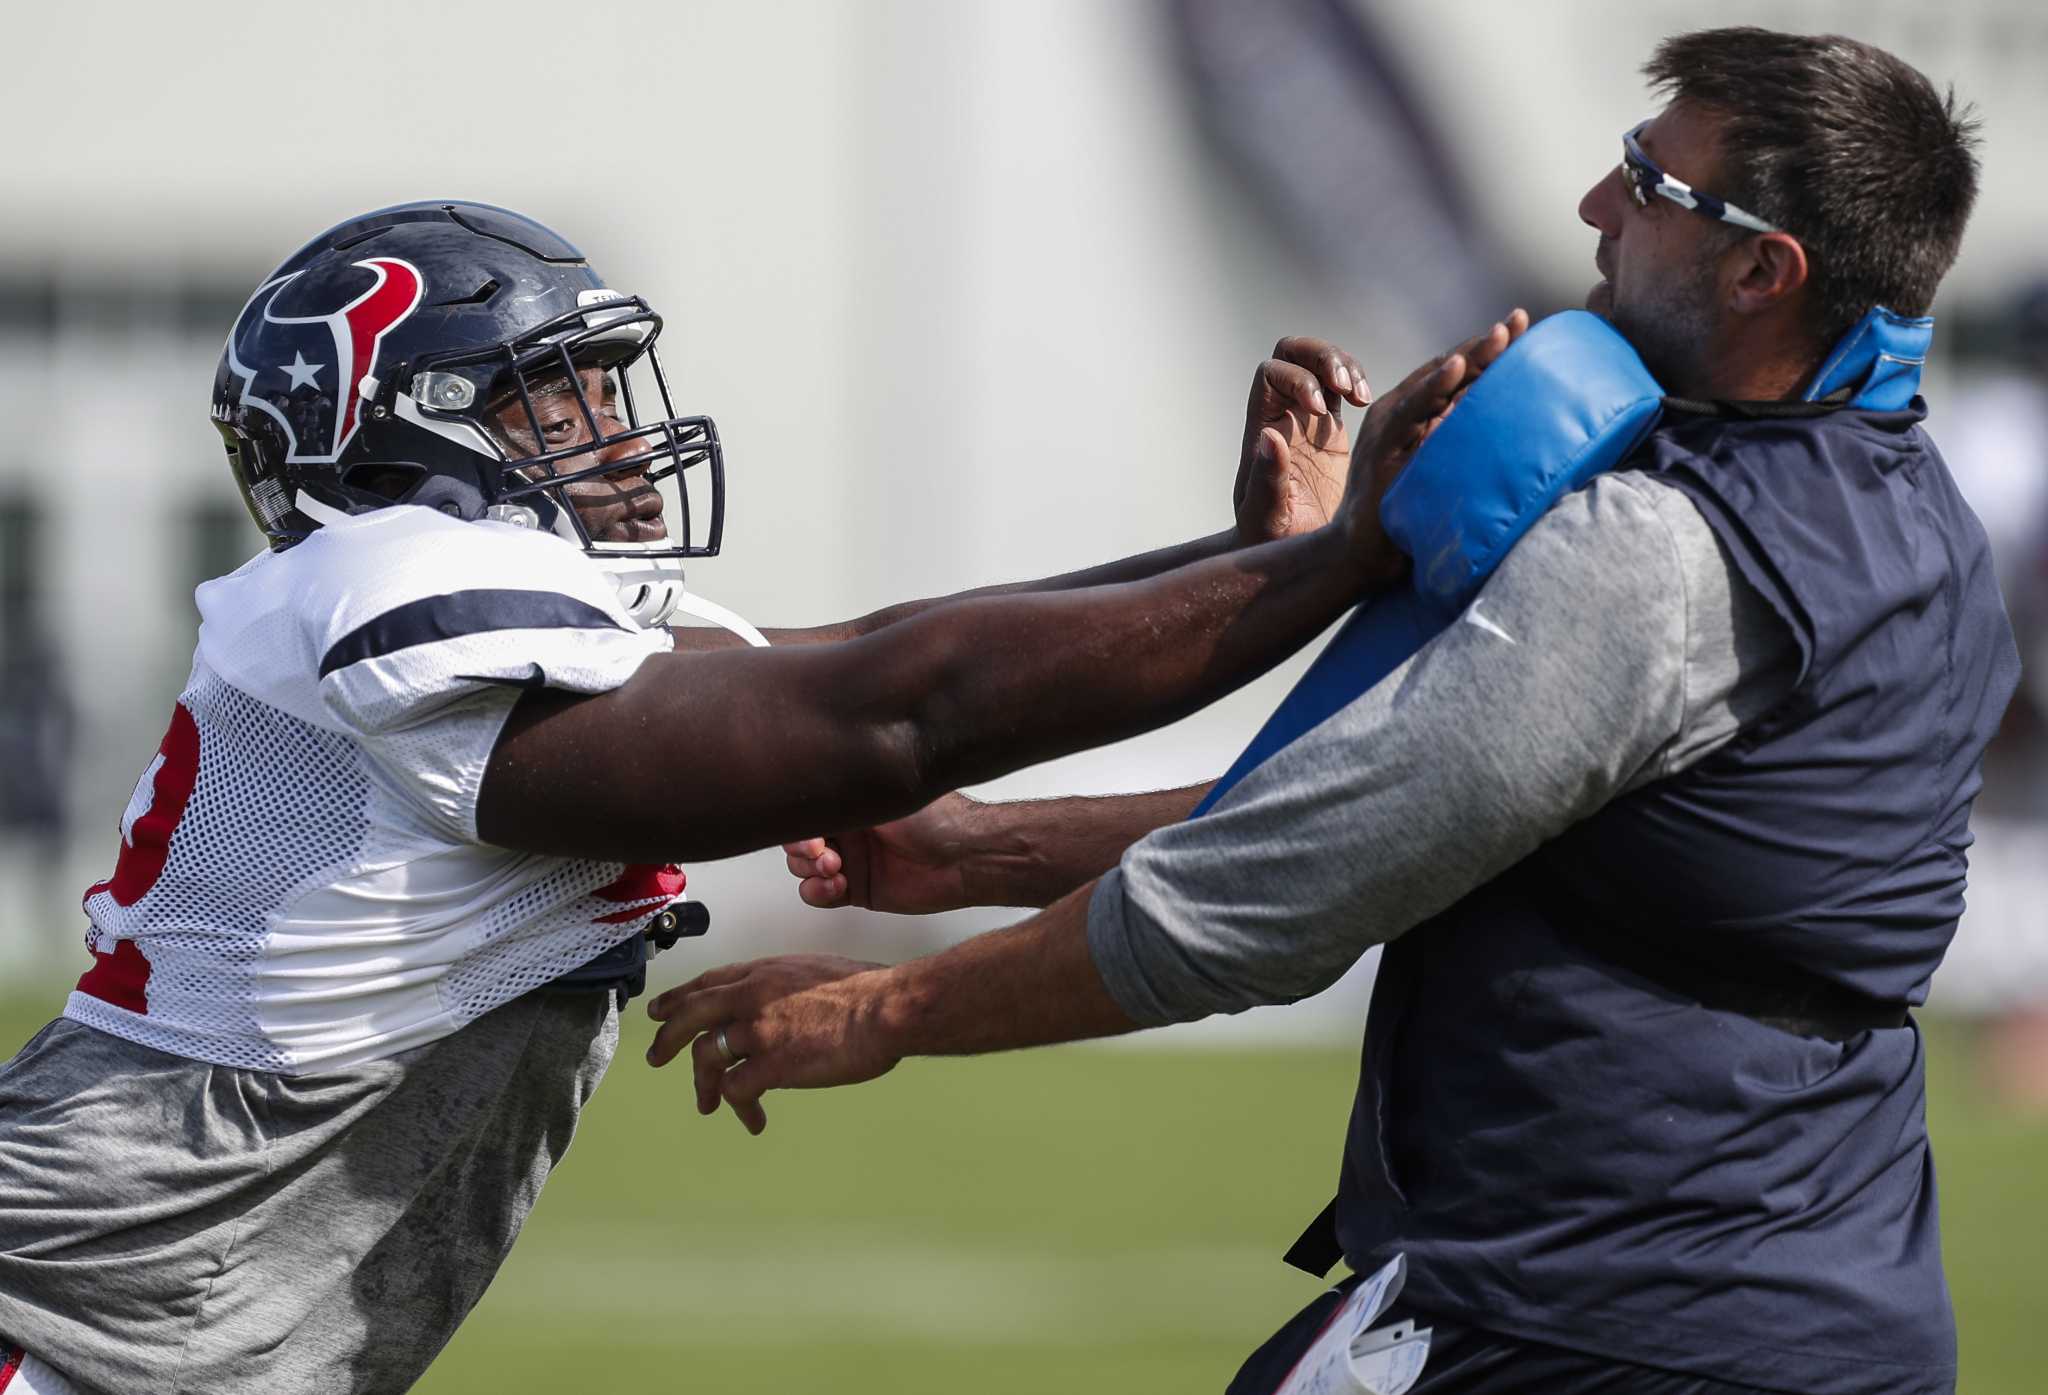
[210,203,729,630]
[398,294,724,626]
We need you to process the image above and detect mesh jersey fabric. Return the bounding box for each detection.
[66,503,681,1073]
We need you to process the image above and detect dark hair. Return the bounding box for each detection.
[1645,27,1980,340]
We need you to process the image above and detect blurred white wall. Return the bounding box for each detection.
[4,0,2044,1035]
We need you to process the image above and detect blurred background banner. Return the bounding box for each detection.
[1168,0,1516,336]
[3,2,2044,1391]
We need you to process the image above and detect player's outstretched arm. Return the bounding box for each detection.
[477,327,1503,866]
[665,337,1373,652]
[479,468,1380,865]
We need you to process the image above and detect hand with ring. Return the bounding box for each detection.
[645,953,890,1135]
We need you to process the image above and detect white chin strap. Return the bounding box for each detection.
[295,492,354,528]
[665,587,771,647]
[592,551,768,646]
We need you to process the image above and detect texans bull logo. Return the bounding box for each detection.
[223,257,424,463]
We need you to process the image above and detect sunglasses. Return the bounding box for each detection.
[1621,122,1780,234]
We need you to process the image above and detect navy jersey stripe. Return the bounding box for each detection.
[319,589,624,677]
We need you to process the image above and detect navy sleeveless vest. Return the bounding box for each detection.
[1331,403,2018,1395]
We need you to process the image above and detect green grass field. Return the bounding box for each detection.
[1,998,2038,1392]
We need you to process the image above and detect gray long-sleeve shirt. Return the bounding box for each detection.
[1086,471,1799,1027]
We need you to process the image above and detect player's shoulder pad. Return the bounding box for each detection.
[296,504,634,667]
[1196,313,1666,816]
[197,504,662,735]
[1381,310,1665,611]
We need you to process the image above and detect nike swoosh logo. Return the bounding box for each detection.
[1462,601,1517,645]
[454,663,550,690]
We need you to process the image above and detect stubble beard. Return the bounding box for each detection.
[1608,260,1720,395]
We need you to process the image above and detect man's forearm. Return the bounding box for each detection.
[870,883,1138,1056]
[646,884,1137,1128]
[953,787,1211,908]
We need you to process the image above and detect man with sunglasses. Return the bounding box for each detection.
[663,28,2012,1395]
[0,198,1515,1395]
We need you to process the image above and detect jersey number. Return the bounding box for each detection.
[77,703,200,1012]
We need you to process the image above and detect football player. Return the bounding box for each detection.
[0,201,1506,1395]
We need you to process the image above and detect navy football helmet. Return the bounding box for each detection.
[209,201,722,624]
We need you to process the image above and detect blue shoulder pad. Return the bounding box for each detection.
[1802,306,1931,412]
[1383,310,1665,609]
[1193,312,1663,815]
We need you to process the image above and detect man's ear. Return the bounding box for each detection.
[1727,231,1809,316]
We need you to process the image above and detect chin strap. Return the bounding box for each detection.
[665,587,770,648]
[592,554,769,646]
[293,492,354,529]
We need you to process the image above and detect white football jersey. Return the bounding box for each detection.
[67,503,682,1073]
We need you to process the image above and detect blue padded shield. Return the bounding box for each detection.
[1194,312,1664,815]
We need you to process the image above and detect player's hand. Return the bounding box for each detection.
[1234,337,1372,545]
[646,955,897,1135]
[782,792,983,915]
[1337,309,1531,581]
